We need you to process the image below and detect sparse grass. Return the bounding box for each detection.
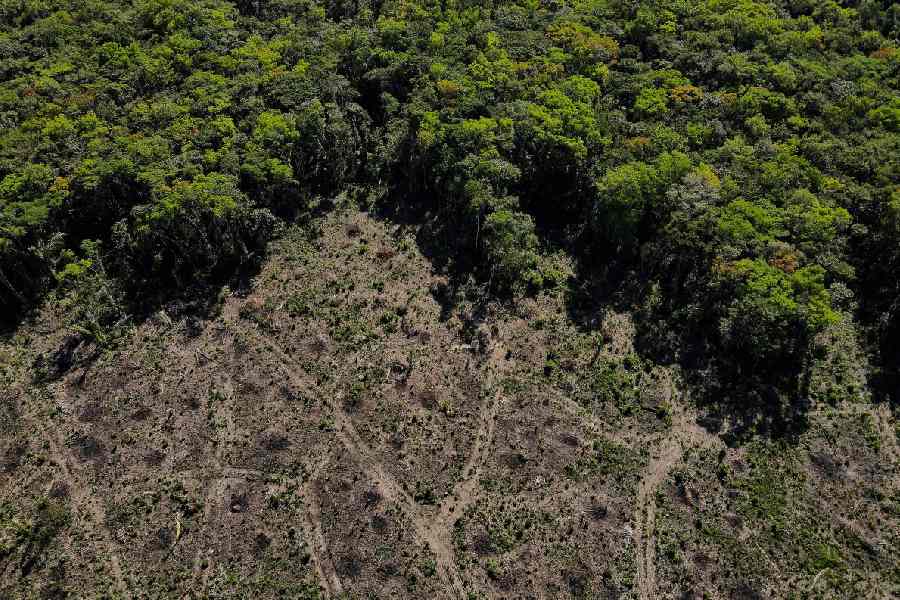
[2,210,897,598]
[0,498,69,579]
[565,438,641,483]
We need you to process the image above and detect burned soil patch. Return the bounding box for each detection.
[3,208,897,599]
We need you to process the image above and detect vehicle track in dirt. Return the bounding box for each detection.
[437,340,506,528]
[195,230,515,598]
[191,367,237,591]
[437,388,500,526]
[632,397,718,600]
[178,461,343,596]
[298,472,345,597]
[241,323,471,598]
[43,383,129,596]
[177,340,343,597]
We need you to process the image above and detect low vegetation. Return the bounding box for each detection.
[1,0,899,598]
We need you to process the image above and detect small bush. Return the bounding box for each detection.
[482,210,542,293]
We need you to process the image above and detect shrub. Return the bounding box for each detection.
[112,173,275,295]
[482,210,542,293]
[716,259,838,367]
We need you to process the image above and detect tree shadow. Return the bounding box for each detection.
[25,258,269,385]
[12,201,337,385]
[371,188,492,316]
[368,189,815,445]
[863,333,900,421]
[854,297,900,409]
[562,243,814,446]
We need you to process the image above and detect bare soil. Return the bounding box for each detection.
[1,207,897,599]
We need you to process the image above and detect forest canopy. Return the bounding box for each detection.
[1,0,899,403]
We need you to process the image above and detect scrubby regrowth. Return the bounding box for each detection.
[1,0,899,598]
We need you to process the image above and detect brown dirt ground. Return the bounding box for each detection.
[1,207,897,599]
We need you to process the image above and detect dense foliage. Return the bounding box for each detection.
[1,0,899,401]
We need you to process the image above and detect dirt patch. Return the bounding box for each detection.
[4,207,897,599]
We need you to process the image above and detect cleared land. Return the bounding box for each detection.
[1,208,898,598]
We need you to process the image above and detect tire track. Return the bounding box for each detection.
[438,388,499,525]
[191,368,235,591]
[437,339,507,527]
[178,461,341,597]
[39,389,129,596]
[240,325,469,599]
[633,432,680,600]
[193,475,226,591]
[330,404,468,598]
[301,477,344,597]
[632,400,717,600]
